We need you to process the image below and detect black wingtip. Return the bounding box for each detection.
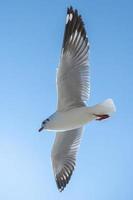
[68,5,73,11]
[67,7,69,13]
[69,6,73,12]
[62,6,88,51]
[66,6,82,20]
[67,6,77,15]
[55,162,76,192]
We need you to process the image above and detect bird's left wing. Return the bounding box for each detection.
[51,127,83,192]
[57,6,90,111]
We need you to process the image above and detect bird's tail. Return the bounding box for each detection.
[89,98,116,116]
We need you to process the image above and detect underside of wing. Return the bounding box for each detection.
[57,6,90,111]
[51,127,83,192]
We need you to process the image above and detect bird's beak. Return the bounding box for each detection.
[38,127,44,132]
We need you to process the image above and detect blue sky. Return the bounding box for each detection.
[0,0,133,199]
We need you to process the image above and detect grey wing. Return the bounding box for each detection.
[57,6,90,111]
[51,127,83,192]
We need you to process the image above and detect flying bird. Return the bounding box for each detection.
[38,6,116,192]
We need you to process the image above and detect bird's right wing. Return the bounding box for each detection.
[51,127,83,192]
[57,6,90,111]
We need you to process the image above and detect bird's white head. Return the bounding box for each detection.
[38,118,50,132]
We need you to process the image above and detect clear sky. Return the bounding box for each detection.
[0,0,133,199]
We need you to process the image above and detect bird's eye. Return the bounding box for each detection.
[46,118,50,121]
[42,121,46,125]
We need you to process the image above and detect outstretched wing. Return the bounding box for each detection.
[51,127,83,192]
[57,6,90,111]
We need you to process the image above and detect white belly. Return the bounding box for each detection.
[46,107,95,131]
[45,98,116,132]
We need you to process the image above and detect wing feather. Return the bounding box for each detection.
[57,6,90,111]
[51,127,83,192]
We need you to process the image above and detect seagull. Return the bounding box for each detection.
[38,6,116,192]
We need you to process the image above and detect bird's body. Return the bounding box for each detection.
[38,6,116,192]
[45,107,94,131]
[45,99,115,132]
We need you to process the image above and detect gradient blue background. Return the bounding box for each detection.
[0,0,133,199]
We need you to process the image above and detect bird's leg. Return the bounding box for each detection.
[94,114,110,121]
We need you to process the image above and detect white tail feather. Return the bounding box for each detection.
[89,98,116,115]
